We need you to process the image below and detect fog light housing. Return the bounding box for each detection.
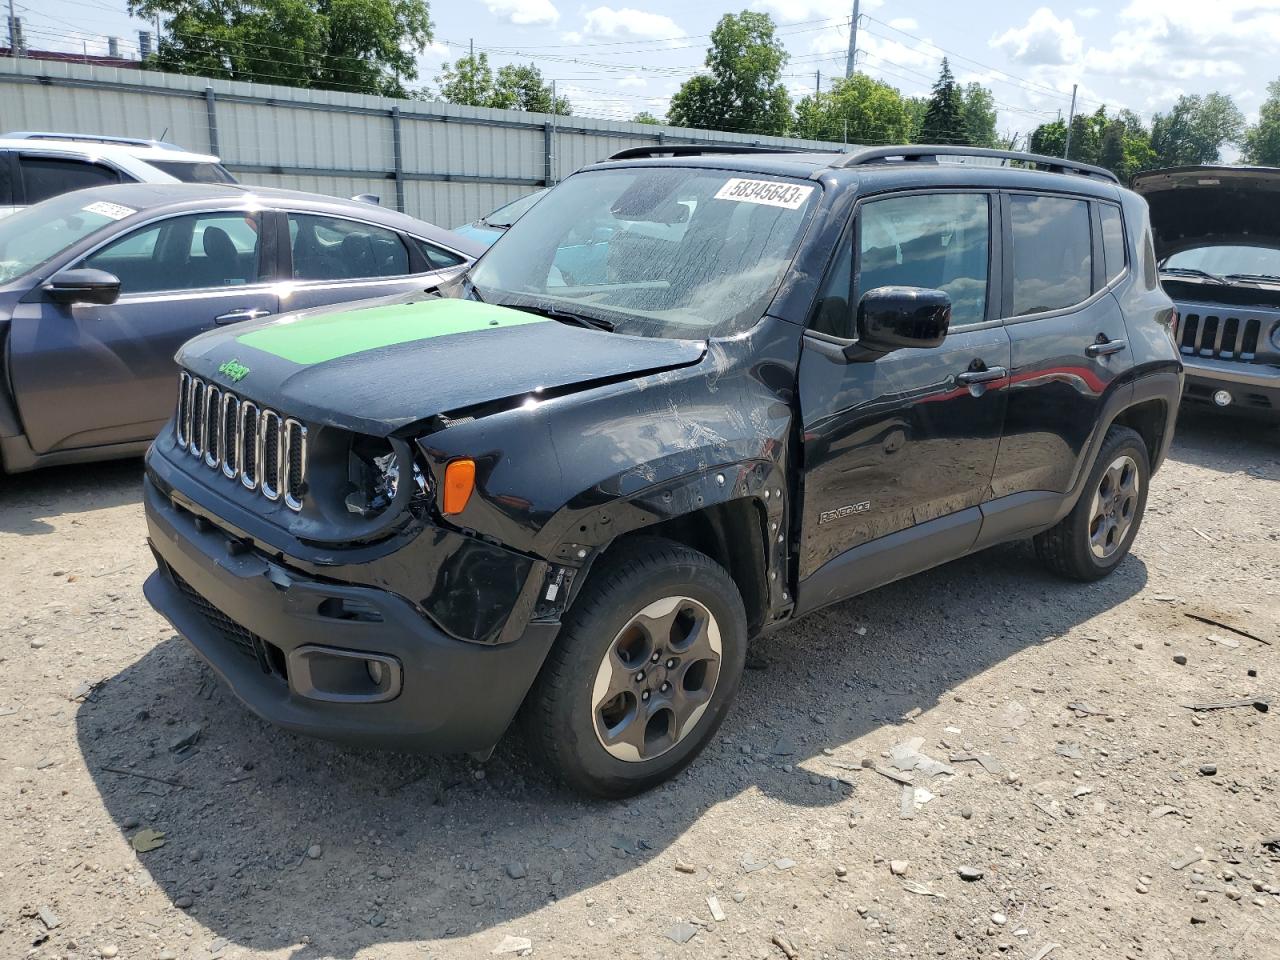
[366,659,386,685]
[287,645,402,703]
[1213,389,1233,407]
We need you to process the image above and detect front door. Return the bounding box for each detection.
[796,190,1009,607]
[10,211,278,454]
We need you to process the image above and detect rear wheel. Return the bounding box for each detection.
[1034,425,1150,581]
[523,537,747,798]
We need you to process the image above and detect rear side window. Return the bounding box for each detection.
[20,156,120,204]
[1141,227,1159,289]
[1099,203,1126,283]
[411,236,466,271]
[1009,194,1092,316]
[288,213,410,281]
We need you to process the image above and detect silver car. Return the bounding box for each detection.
[0,182,484,473]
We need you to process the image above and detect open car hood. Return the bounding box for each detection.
[1131,166,1280,260]
[178,294,706,436]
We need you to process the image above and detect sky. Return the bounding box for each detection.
[10,0,1280,144]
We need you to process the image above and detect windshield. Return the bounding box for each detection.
[483,189,547,228]
[150,160,237,184]
[0,192,135,284]
[1164,245,1280,280]
[467,167,819,339]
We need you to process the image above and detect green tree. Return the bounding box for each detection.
[918,58,966,144]
[666,11,791,137]
[959,82,998,148]
[436,51,497,107]
[1029,118,1067,157]
[632,111,662,125]
[1150,92,1245,165]
[130,0,432,97]
[902,95,928,141]
[1243,79,1280,165]
[794,73,914,144]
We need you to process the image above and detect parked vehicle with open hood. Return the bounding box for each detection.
[0,182,482,473]
[143,145,1182,796]
[1132,166,1280,419]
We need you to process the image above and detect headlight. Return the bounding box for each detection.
[345,438,428,517]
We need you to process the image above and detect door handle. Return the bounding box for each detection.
[1085,338,1128,357]
[214,307,272,325]
[956,366,1008,385]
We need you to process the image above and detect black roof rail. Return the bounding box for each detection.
[834,145,1119,184]
[606,144,800,161]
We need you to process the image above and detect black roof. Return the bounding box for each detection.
[592,144,1123,199]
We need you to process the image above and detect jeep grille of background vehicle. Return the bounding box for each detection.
[1175,312,1267,361]
[175,371,307,511]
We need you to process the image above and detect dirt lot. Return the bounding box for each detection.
[2,412,1278,960]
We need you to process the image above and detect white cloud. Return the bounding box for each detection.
[752,0,883,24]
[581,6,683,40]
[484,0,560,27]
[991,7,1084,66]
[617,74,648,89]
[887,17,918,31]
[1075,7,1100,17]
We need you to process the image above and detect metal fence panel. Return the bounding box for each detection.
[0,57,847,227]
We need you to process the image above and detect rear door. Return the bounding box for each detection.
[796,190,1010,599]
[278,211,467,311]
[988,192,1134,506]
[10,210,278,454]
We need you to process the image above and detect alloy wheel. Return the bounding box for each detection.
[590,596,722,762]
[1088,454,1140,560]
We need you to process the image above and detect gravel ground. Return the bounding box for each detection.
[2,411,1278,960]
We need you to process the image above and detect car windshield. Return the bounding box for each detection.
[0,192,135,284]
[482,189,547,228]
[467,167,819,339]
[1164,245,1280,280]
[150,160,238,184]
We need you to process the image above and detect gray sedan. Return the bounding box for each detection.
[0,183,484,473]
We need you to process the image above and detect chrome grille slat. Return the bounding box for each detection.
[171,373,304,511]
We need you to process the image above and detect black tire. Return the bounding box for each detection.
[1034,425,1150,581]
[523,537,747,798]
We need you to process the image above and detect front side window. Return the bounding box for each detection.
[1009,194,1092,316]
[858,193,990,331]
[1099,203,1126,283]
[78,212,262,294]
[20,156,120,204]
[467,167,818,339]
[289,214,410,281]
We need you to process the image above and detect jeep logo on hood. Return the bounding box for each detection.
[218,359,250,383]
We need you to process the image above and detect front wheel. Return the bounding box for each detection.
[1034,425,1150,581]
[523,537,747,798]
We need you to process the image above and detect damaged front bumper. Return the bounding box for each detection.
[142,448,560,755]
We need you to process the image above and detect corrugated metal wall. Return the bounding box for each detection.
[0,58,846,228]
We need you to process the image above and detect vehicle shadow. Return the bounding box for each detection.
[1169,409,1280,480]
[0,458,142,534]
[74,540,1148,957]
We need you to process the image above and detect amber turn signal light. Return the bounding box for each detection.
[442,458,476,515]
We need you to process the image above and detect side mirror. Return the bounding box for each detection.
[43,269,122,305]
[855,285,951,354]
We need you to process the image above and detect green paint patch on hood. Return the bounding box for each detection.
[235,298,548,365]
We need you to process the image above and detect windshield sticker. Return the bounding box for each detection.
[83,201,136,220]
[714,178,813,210]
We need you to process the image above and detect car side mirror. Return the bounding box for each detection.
[854,285,951,355]
[43,269,122,306]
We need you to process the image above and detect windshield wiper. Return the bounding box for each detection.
[1223,273,1280,284]
[506,302,615,332]
[1160,266,1226,284]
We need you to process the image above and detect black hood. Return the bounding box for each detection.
[178,295,706,436]
[1131,166,1280,259]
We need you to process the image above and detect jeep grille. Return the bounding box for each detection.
[1176,312,1267,361]
[175,371,307,511]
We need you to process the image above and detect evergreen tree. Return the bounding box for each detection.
[918,58,966,145]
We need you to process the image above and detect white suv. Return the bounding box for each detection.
[0,132,236,218]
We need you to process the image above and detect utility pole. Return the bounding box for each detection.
[550,78,558,185]
[844,0,860,79]
[1063,83,1078,159]
[6,0,20,57]
[815,69,821,95]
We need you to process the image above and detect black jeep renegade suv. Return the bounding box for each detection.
[142,145,1182,797]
